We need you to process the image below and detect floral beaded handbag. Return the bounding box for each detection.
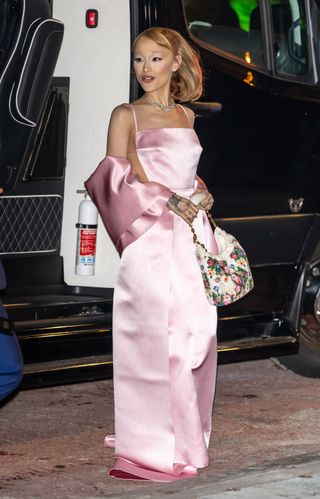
[191,211,254,306]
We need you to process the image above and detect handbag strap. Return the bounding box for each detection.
[190,210,217,251]
[206,211,217,228]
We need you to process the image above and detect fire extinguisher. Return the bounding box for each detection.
[75,190,98,276]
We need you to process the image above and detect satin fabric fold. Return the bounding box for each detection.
[85,127,218,482]
[84,155,173,255]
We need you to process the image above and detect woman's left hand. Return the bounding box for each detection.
[191,188,214,211]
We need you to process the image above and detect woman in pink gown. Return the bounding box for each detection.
[85,27,218,482]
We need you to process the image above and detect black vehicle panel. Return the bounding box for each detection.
[159,0,320,335]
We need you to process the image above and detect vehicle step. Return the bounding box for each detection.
[15,312,112,365]
[22,354,113,389]
[15,311,112,331]
[5,294,112,322]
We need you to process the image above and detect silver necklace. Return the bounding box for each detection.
[145,99,176,112]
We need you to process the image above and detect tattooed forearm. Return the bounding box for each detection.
[168,194,180,208]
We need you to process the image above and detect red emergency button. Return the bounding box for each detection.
[86,9,98,28]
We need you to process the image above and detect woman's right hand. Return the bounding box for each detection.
[167,193,199,225]
[0,187,3,195]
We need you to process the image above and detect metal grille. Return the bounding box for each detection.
[0,195,63,255]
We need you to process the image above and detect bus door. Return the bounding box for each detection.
[0,0,131,386]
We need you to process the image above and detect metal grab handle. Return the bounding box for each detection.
[187,101,222,118]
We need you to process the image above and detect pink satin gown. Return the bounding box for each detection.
[86,106,218,482]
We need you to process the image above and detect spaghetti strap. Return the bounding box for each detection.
[178,104,193,127]
[130,104,138,132]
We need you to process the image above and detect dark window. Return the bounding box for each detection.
[270,0,309,76]
[183,0,266,69]
[24,80,68,181]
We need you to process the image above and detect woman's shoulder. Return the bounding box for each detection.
[109,103,134,129]
[178,104,195,127]
[110,103,132,119]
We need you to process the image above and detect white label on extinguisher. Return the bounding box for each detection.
[80,229,96,259]
[75,228,97,275]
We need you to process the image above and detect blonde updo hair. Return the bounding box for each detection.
[133,27,203,102]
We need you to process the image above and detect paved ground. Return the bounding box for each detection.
[0,359,320,498]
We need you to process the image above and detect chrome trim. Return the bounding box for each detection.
[219,312,275,321]
[19,328,111,340]
[1,249,57,256]
[19,322,110,331]
[305,0,318,83]
[5,302,32,308]
[216,213,313,223]
[218,336,297,352]
[25,359,113,374]
[0,194,63,199]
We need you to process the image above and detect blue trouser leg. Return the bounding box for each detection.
[0,262,23,402]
